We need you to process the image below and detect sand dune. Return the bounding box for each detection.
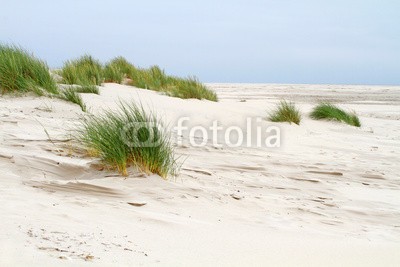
[1,83,400,266]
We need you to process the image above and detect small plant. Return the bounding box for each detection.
[0,44,58,95]
[166,76,218,101]
[268,100,301,125]
[310,103,361,127]
[103,63,124,84]
[74,84,99,94]
[78,102,177,178]
[103,56,135,83]
[61,55,103,86]
[60,88,86,112]
[128,65,167,90]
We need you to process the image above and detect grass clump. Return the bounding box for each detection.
[60,54,217,101]
[0,44,90,112]
[78,102,177,178]
[129,66,218,101]
[0,44,58,95]
[310,103,361,127]
[129,65,168,90]
[268,100,301,125]
[60,88,86,112]
[104,57,135,83]
[61,55,103,86]
[165,76,218,101]
[103,63,124,84]
[103,57,218,101]
[74,84,99,94]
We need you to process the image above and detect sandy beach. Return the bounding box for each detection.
[1,83,400,266]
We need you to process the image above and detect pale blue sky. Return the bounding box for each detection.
[1,0,399,85]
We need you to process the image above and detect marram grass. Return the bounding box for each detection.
[102,56,218,101]
[103,63,124,84]
[78,101,177,178]
[61,55,103,86]
[0,44,58,95]
[103,56,134,84]
[74,84,99,94]
[0,44,90,110]
[60,87,87,112]
[166,76,218,101]
[268,100,301,125]
[310,103,361,127]
[1,43,216,104]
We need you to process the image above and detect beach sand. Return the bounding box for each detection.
[1,83,399,266]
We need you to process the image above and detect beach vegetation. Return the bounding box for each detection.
[60,87,87,112]
[0,44,58,95]
[310,103,361,127]
[103,57,218,101]
[1,43,216,104]
[60,55,103,86]
[78,101,177,178]
[74,84,99,94]
[268,100,301,125]
[103,56,135,83]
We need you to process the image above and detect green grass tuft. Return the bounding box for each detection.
[310,103,361,127]
[61,55,103,86]
[60,88,87,112]
[103,56,135,83]
[78,102,177,178]
[74,84,99,94]
[165,76,218,101]
[129,67,218,101]
[0,44,58,95]
[0,44,94,112]
[103,64,124,84]
[268,100,301,125]
[102,57,218,101]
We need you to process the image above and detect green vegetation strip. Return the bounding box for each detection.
[62,55,218,101]
[0,44,58,95]
[78,102,177,178]
[310,103,361,127]
[268,100,301,125]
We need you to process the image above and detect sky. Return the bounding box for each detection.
[1,0,399,85]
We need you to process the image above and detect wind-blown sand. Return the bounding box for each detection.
[1,83,399,266]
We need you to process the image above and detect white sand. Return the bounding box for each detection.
[1,83,399,266]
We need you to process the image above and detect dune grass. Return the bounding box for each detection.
[60,88,87,112]
[310,103,361,127]
[1,43,216,103]
[59,84,100,111]
[268,100,301,125]
[60,55,217,101]
[61,55,103,86]
[0,44,90,111]
[129,66,218,101]
[165,76,218,101]
[78,102,177,178]
[103,56,135,83]
[0,44,58,95]
[74,84,99,94]
[102,56,218,101]
[103,63,124,84]
[128,65,167,90]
